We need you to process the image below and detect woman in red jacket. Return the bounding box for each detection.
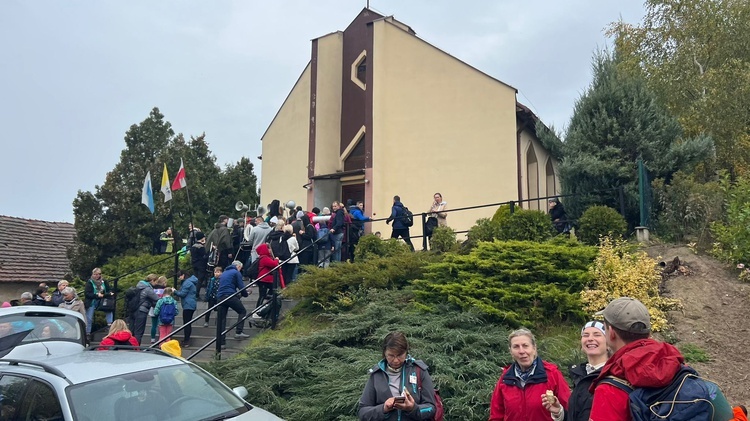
[255,243,283,308]
[98,319,139,350]
[489,328,571,421]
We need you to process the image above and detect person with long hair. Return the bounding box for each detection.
[98,319,139,350]
[358,331,438,420]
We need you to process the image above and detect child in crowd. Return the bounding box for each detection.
[153,287,179,340]
[203,267,222,327]
[147,277,167,344]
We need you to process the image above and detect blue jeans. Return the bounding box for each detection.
[86,303,114,334]
[331,232,344,262]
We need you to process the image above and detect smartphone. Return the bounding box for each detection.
[394,396,406,404]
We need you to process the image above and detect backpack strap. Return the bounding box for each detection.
[600,375,634,394]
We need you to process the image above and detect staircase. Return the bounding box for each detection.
[91,285,297,362]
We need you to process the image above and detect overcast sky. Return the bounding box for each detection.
[0,1,644,223]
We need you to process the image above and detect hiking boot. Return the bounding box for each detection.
[150,338,156,344]
[203,322,209,328]
[234,332,250,339]
[181,341,190,348]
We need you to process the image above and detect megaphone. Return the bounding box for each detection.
[255,205,266,216]
[285,200,296,210]
[235,201,249,212]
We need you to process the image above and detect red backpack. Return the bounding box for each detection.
[415,366,444,421]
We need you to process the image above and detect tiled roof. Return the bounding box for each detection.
[0,215,76,283]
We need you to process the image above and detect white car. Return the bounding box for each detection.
[0,307,283,420]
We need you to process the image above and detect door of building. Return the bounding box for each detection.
[341,184,365,207]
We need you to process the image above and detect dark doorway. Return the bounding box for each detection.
[341,183,365,207]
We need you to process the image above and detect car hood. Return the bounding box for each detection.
[234,405,285,420]
[3,341,86,359]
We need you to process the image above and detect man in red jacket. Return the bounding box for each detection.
[588,297,685,421]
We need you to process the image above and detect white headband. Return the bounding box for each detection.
[582,321,606,336]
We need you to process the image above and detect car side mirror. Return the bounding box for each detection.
[233,386,248,399]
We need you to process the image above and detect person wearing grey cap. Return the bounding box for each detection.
[588,297,684,421]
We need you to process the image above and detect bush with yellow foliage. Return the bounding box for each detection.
[580,237,681,332]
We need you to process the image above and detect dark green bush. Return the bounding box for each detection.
[466,218,501,247]
[652,172,723,244]
[412,240,598,326]
[429,226,458,253]
[577,205,627,245]
[497,209,555,242]
[354,235,411,261]
[284,252,439,312]
[711,175,750,264]
[491,204,512,225]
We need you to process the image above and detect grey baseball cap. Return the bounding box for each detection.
[595,297,651,334]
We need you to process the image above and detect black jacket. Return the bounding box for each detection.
[267,230,291,261]
[565,362,600,421]
[191,242,208,272]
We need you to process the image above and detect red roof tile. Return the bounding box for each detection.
[0,215,76,283]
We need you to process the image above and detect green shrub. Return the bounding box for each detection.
[678,343,710,363]
[466,218,501,247]
[284,252,439,313]
[205,289,581,421]
[711,175,750,264]
[497,209,555,242]
[429,226,458,253]
[491,204,512,225]
[412,240,598,326]
[354,235,411,261]
[652,172,723,244]
[577,205,627,245]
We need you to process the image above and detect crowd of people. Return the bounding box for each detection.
[358,297,747,421]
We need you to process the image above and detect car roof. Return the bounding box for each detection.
[1,349,186,385]
[0,306,85,322]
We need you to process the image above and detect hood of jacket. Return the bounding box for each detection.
[256,243,272,258]
[137,280,152,291]
[266,230,284,242]
[109,330,135,342]
[393,201,404,208]
[592,339,684,391]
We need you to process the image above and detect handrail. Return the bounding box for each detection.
[150,234,326,360]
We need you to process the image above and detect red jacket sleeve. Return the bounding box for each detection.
[129,336,140,347]
[489,376,505,421]
[589,383,630,421]
[97,337,114,350]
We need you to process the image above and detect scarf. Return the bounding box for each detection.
[513,359,538,388]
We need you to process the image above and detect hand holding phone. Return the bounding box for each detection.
[394,396,406,404]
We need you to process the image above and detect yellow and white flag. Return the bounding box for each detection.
[161,163,172,202]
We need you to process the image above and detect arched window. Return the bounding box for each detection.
[526,146,539,210]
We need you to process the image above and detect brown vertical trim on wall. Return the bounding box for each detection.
[364,22,374,169]
[516,125,524,205]
[308,40,319,179]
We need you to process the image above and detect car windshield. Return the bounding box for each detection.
[67,363,251,421]
[0,311,83,344]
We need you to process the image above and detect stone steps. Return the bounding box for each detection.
[92,286,296,362]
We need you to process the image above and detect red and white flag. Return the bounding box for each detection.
[171,159,187,191]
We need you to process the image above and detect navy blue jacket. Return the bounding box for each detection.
[330,208,345,233]
[387,201,409,230]
[216,265,248,299]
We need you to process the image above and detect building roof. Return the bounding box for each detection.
[0,215,76,283]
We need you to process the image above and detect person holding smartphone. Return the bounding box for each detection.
[358,331,437,420]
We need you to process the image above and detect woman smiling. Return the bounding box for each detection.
[544,321,608,421]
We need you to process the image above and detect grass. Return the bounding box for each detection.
[678,343,711,363]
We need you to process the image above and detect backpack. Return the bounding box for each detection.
[415,365,444,421]
[601,366,729,421]
[124,286,140,316]
[244,258,261,280]
[158,301,177,325]
[402,207,414,227]
[206,277,219,301]
[207,244,220,267]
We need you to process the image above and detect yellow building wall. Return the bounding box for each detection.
[260,63,311,211]
[314,32,344,176]
[369,20,520,241]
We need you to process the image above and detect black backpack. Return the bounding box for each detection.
[244,258,261,280]
[124,286,140,316]
[402,207,414,227]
